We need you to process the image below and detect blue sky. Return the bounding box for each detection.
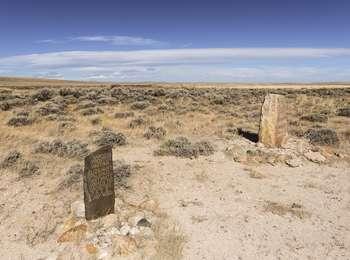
[1,0,350,82]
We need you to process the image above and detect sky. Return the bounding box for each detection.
[0,0,350,82]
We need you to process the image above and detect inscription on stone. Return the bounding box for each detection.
[83,146,115,220]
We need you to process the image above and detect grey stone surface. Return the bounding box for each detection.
[83,146,115,220]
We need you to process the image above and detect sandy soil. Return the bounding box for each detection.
[121,139,350,259]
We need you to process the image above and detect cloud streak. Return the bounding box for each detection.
[71,35,164,46]
[2,48,350,69]
[1,48,350,82]
[36,35,165,46]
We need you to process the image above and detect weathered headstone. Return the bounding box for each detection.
[83,146,115,220]
[258,94,288,147]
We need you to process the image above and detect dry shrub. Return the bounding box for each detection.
[91,128,127,147]
[337,107,350,117]
[153,219,186,260]
[80,107,104,116]
[263,201,311,219]
[7,116,34,127]
[300,113,328,123]
[56,164,83,191]
[31,88,55,102]
[0,150,40,178]
[144,126,167,140]
[0,150,22,168]
[130,101,150,110]
[114,111,134,118]
[36,102,65,116]
[35,139,90,159]
[113,160,132,188]
[155,137,214,158]
[129,117,146,128]
[305,128,339,146]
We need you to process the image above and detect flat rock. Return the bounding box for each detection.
[71,200,85,219]
[285,158,303,168]
[304,151,326,163]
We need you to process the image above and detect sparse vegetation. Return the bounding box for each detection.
[305,128,340,146]
[155,137,214,158]
[0,80,349,259]
[144,126,167,140]
[91,128,127,147]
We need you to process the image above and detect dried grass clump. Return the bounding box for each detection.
[59,88,82,98]
[57,164,83,191]
[129,117,146,128]
[36,102,65,116]
[7,116,34,127]
[130,101,150,110]
[155,137,214,158]
[305,128,339,146]
[337,107,350,117]
[153,219,185,260]
[144,126,167,140]
[113,159,132,188]
[80,107,104,116]
[35,139,90,159]
[0,150,40,178]
[263,201,311,219]
[0,150,22,168]
[91,128,127,147]
[300,113,328,123]
[31,88,55,102]
[114,111,134,118]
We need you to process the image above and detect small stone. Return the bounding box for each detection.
[285,158,303,168]
[71,200,85,219]
[304,151,326,163]
[129,227,140,236]
[139,227,154,238]
[85,243,98,254]
[139,199,159,212]
[128,212,146,227]
[112,235,138,256]
[57,224,87,243]
[120,223,131,236]
[101,213,119,229]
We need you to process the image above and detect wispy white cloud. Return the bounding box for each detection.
[72,35,164,46]
[1,48,350,82]
[36,39,62,44]
[2,48,350,69]
[36,35,164,46]
[35,71,64,79]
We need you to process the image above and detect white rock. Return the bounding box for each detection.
[139,226,154,238]
[108,227,121,235]
[120,223,131,236]
[101,213,119,228]
[129,226,140,236]
[304,151,326,163]
[128,212,146,227]
[70,200,85,218]
[97,249,109,259]
[285,158,303,167]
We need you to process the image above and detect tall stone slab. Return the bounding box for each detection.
[83,146,115,220]
[258,94,288,147]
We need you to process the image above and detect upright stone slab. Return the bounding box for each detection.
[258,94,288,147]
[83,146,115,220]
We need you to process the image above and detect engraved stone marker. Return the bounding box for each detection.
[83,146,115,220]
[258,94,288,147]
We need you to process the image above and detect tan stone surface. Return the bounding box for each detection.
[259,94,288,147]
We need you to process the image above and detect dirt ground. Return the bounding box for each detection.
[0,80,349,259]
